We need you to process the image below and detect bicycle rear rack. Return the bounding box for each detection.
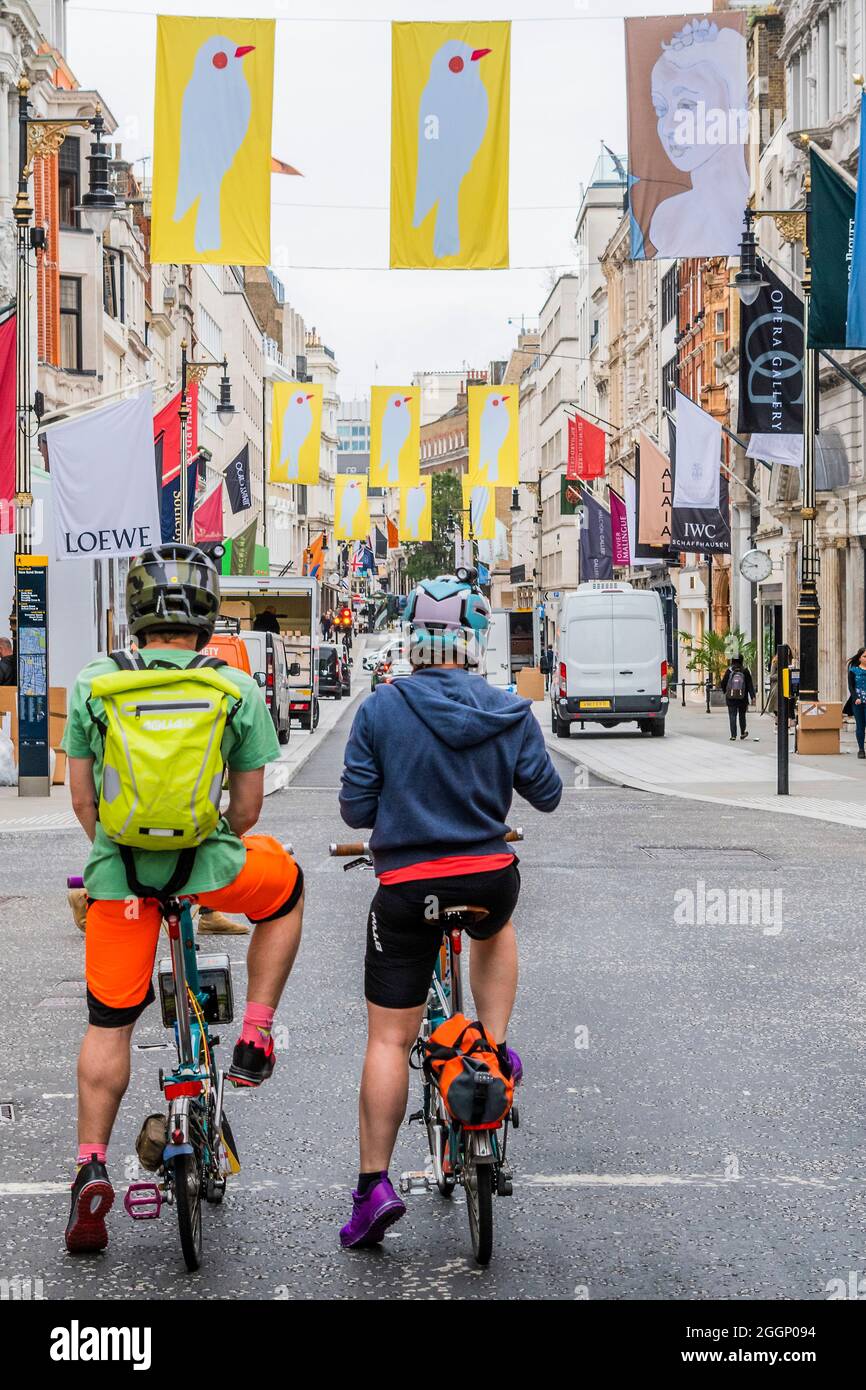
[124,1181,163,1220]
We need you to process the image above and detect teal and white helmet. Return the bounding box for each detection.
[403,568,491,668]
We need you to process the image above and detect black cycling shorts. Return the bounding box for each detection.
[364,862,520,1010]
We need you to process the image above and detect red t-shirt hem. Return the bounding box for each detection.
[379,853,515,886]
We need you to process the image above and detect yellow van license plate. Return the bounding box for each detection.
[579,699,612,709]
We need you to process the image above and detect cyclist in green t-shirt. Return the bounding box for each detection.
[61,543,305,1254]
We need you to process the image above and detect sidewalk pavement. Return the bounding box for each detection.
[0,636,373,832]
[537,691,866,829]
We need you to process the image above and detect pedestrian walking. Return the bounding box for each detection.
[539,644,554,691]
[721,655,755,741]
[321,608,332,641]
[843,647,866,760]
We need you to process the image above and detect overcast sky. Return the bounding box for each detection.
[66,0,680,399]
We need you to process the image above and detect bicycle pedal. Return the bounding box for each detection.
[407,1109,424,1125]
[399,1170,431,1195]
[124,1181,163,1220]
[511,1105,520,1130]
[497,1163,514,1197]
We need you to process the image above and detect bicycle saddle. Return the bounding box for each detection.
[440,904,490,926]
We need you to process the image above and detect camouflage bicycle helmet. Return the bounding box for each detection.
[126,542,221,644]
[403,568,491,669]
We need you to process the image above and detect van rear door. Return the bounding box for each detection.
[611,594,663,698]
[564,592,614,704]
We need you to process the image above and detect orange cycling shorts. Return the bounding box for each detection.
[85,834,302,1025]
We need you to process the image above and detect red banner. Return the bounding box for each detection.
[0,313,16,533]
[567,413,606,481]
[153,382,198,486]
[193,483,224,544]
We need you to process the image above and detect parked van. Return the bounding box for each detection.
[240,631,299,745]
[551,582,668,738]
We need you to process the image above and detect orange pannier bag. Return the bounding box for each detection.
[423,1013,514,1130]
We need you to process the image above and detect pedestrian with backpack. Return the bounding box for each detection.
[61,543,305,1255]
[721,654,755,741]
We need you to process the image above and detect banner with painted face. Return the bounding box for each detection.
[369,386,421,487]
[390,21,510,269]
[467,385,518,487]
[625,12,748,259]
[334,475,371,541]
[270,382,322,485]
[399,478,432,541]
[152,15,274,265]
[462,476,496,540]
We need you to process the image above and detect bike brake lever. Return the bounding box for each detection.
[343,855,373,872]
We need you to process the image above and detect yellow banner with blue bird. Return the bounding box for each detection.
[467,384,518,487]
[152,15,274,265]
[270,382,322,486]
[390,21,510,269]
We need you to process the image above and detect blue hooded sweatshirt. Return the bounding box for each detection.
[339,667,563,876]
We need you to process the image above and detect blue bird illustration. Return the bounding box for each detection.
[174,35,255,255]
[380,393,412,483]
[413,40,492,260]
[404,484,427,539]
[470,484,491,536]
[339,480,363,537]
[478,392,511,481]
[279,390,314,480]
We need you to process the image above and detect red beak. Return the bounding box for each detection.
[402,396,412,404]
[500,395,509,402]
[235,45,255,58]
[306,393,314,401]
[471,48,491,61]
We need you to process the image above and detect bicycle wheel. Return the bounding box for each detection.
[172,1152,203,1271]
[465,1157,494,1265]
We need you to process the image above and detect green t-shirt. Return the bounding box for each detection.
[62,648,281,900]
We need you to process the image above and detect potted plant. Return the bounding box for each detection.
[679,630,757,708]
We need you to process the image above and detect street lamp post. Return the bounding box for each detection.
[178,343,234,544]
[735,190,817,702]
[12,80,118,796]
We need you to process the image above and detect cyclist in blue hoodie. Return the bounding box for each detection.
[338,570,563,1248]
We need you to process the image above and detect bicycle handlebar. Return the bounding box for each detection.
[328,827,524,857]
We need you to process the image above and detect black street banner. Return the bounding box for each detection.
[737,261,804,435]
[224,444,252,515]
[809,145,857,350]
[671,465,732,555]
[578,485,613,581]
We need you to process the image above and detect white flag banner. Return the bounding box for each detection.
[746,432,804,468]
[623,473,662,568]
[48,389,161,562]
[673,391,722,511]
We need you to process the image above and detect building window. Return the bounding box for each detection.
[58,136,80,228]
[103,247,124,321]
[715,310,725,335]
[661,266,678,326]
[662,356,677,413]
[60,276,82,369]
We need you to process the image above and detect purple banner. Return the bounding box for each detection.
[609,487,629,566]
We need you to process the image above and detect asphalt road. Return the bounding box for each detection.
[2,696,866,1301]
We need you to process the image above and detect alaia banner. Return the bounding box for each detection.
[737,261,804,434]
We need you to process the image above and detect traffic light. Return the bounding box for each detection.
[336,605,352,628]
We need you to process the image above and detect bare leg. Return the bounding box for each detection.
[243,893,304,1008]
[77,1023,135,1147]
[358,1001,426,1172]
[468,921,518,1043]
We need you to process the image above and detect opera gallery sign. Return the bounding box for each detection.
[46,389,162,562]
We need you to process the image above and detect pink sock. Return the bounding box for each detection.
[77,1143,107,1167]
[240,1002,275,1047]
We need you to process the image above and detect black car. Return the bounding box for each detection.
[318,643,351,699]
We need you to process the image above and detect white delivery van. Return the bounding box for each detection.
[485,609,537,688]
[551,581,669,738]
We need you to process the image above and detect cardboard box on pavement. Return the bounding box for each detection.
[798,700,842,754]
[516,667,545,702]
